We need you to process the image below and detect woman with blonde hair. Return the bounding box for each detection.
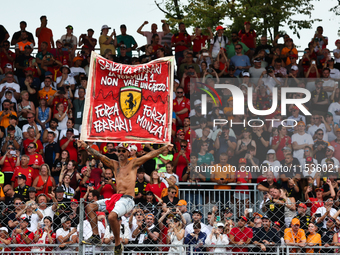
[32,163,56,196]
[17,90,35,128]
[206,222,229,255]
[167,214,185,255]
[281,188,296,227]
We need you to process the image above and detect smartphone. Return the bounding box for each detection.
[216,216,221,221]
[73,135,80,139]
[315,213,321,217]
[312,60,316,64]
[48,186,52,193]
[248,208,253,213]
[10,151,16,155]
[202,52,209,57]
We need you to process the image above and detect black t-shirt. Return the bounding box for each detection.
[135,179,148,204]
[53,159,67,177]
[265,198,285,227]
[15,54,34,77]
[139,54,153,63]
[313,140,328,163]
[53,198,71,230]
[295,213,311,230]
[258,180,281,189]
[14,185,30,201]
[252,131,270,162]
[162,196,179,208]
[115,55,132,64]
[321,229,335,253]
[44,142,61,169]
[12,30,35,44]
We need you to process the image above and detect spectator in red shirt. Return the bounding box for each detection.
[272,125,292,161]
[305,187,325,216]
[0,41,16,70]
[171,22,191,66]
[32,216,56,253]
[145,170,167,198]
[35,15,54,51]
[12,216,34,254]
[229,216,253,254]
[23,127,43,155]
[173,140,190,181]
[191,26,213,57]
[0,227,11,254]
[97,168,117,198]
[27,142,44,176]
[238,21,257,59]
[173,87,190,127]
[11,155,36,187]
[0,145,20,185]
[52,87,72,115]
[60,129,78,161]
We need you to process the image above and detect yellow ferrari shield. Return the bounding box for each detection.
[119,86,142,119]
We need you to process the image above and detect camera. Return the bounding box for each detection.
[62,162,67,166]
[187,72,194,76]
[88,183,94,187]
[10,151,16,155]
[207,69,213,73]
[141,221,146,229]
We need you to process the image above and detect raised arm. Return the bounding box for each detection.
[133,144,173,167]
[77,140,115,168]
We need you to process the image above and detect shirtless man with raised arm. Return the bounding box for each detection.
[77,140,173,254]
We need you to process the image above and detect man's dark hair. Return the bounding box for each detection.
[44,76,52,81]
[40,16,47,20]
[20,21,27,25]
[89,190,100,200]
[235,43,242,49]
[3,99,11,104]
[193,222,201,229]
[275,58,282,63]
[41,41,48,46]
[190,152,198,158]
[178,22,185,27]
[5,71,14,76]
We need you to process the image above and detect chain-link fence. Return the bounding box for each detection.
[0,197,340,255]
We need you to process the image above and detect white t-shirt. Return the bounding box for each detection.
[330,68,340,79]
[46,128,59,143]
[56,76,76,86]
[0,82,20,104]
[23,123,42,133]
[23,213,41,233]
[323,79,336,97]
[262,160,281,179]
[70,67,86,77]
[78,220,105,252]
[38,206,55,223]
[328,102,340,125]
[307,123,327,141]
[104,223,130,244]
[210,36,228,58]
[142,31,165,44]
[59,128,79,140]
[315,207,339,228]
[333,48,340,63]
[291,133,314,161]
[321,157,340,171]
[60,34,77,48]
[56,227,77,244]
[185,222,211,237]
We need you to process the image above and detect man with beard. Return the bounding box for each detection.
[252,216,280,253]
[78,140,172,255]
[56,217,78,252]
[229,216,253,254]
[184,209,211,236]
[226,31,249,59]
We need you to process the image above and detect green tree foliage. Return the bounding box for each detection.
[155,0,320,40]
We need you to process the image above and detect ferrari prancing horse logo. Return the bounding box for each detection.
[119,86,142,119]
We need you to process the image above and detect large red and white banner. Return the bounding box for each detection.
[80,52,174,144]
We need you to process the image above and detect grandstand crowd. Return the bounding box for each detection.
[1,15,340,254]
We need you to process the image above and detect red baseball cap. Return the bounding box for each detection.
[306,157,313,163]
[239,158,247,164]
[216,25,224,31]
[315,188,324,192]
[335,39,340,45]
[244,21,251,25]
[71,198,78,204]
[177,129,185,135]
[292,106,299,111]
[240,216,248,222]
[298,203,307,209]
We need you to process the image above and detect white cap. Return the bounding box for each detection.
[130,145,137,151]
[242,72,250,77]
[291,65,299,71]
[0,227,8,233]
[194,99,201,106]
[116,143,131,152]
[101,25,111,30]
[174,79,180,84]
[5,63,12,69]
[217,222,224,227]
[267,149,275,154]
[328,145,335,152]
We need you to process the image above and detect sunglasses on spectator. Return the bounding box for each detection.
[15,202,23,205]
[27,117,34,119]
[27,146,35,149]
[7,147,14,150]
[117,149,126,153]
[317,133,323,135]
[3,189,10,194]
[170,191,176,194]
[181,145,187,148]
[235,47,242,50]
[312,117,320,119]
[177,92,184,94]
[179,134,185,136]
[136,213,143,216]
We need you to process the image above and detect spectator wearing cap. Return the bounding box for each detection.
[12,215,35,253]
[295,203,311,231]
[15,42,34,79]
[280,37,298,65]
[209,26,228,59]
[327,57,340,79]
[56,216,78,252]
[0,41,16,71]
[27,186,37,203]
[291,121,313,161]
[185,210,211,237]
[115,44,132,64]
[79,28,97,52]
[229,216,253,254]
[320,216,338,253]
[70,56,86,77]
[284,218,306,252]
[312,128,330,163]
[177,200,191,225]
[205,221,229,254]
[1,124,21,153]
[99,25,117,56]
[249,56,266,84]
[56,65,75,95]
[11,155,35,187]
[321,145,340,170]
[60,25,77,54]
[117,24,137,57]
[0,226,11,251]
[14,173,29,200]
[184,222,207,255]
[311,79,329,115]
[305,187,326,216]
[234,158,252,210]
[252,215,280,253]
